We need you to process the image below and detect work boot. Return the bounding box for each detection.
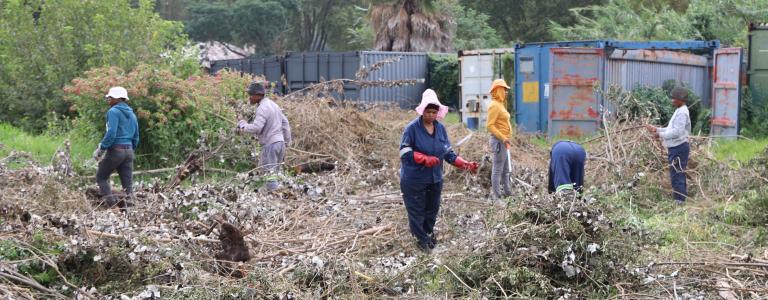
[555,189,578,201]
[428,232,438,246]
[100,194,119,208]
[416,240,433,254]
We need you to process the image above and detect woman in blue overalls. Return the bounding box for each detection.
[399,89,479,252]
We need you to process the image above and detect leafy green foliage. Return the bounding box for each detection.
[608,80,708,134]
[427,54,459,109]
[437,0,504,50]
[0,233,66,287]
[184,0,369,52]
[740,88,768,137]
[185,0,292,54]
[550,0,768,47]
[0,0,191,133]
[461,0,604,43]
[64,66,250,168]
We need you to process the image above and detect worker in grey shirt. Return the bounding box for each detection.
[645,86,691,204]
[237,81,292,191]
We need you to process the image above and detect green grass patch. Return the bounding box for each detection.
[443,112,460,125]
[712,138,768,163]
[0,123,92,168]
[529,135,593,152]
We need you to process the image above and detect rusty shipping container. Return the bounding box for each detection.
[514,40,741,137]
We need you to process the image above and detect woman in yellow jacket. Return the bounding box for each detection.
[486,79,513,199]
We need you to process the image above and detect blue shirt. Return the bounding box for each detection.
[99,102,139,150]
[399,117,458,184]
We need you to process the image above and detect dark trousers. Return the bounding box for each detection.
[400,180,443,244]
[96,148,134,204]
[548,141,586,193]
[668,142,689,201]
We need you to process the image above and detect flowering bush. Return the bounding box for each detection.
[64,65,250,167]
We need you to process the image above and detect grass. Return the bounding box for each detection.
[0,123,92,168]
[443,112,460,125]
[712,137,768,163]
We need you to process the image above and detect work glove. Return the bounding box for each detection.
[234,120,248,134]
[453,156,478,174]
[413,151,440,168]
[92,146,104,162]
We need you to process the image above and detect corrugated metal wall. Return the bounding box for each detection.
[209,56,283,92]
[209,51,436,106]
[605,49,711,107]
[359,51,430,108]
[284,52,360,100]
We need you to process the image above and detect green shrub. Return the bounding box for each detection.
[64,66,250,168]
[0,0,191,133]
[618,80,708,134]
[740,88,768,137]
[428,54,460,109]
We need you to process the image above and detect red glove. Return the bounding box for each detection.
[453,156,478,173]
[413,151,440,168]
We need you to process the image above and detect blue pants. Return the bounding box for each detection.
[548,141,586,193]
[668,142,689,201]
[400,180,442,244]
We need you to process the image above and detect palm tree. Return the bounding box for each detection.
[370,0,454,52]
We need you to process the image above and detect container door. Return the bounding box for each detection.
[749,25,768,106]
[548,48,604,138]
[460,54,494,127]
[515,49,540,132]
[711,48,742,138]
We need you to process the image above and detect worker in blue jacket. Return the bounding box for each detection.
[399,89,479,253]
[92,86,139,208]
[547,141,586,196]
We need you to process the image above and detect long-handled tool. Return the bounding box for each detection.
[506,145,533,189]
[454,132,473,148]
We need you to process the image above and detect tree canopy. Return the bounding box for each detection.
[550,0,768,47]
[0,0,190,132]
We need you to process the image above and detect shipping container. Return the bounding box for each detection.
[749,23,768,105]
[711,48,743,139]
[284,51,433,108]
[209,56,284,93]
[515,40,726,137]
[458,48,515,129]
[209,51,438,107]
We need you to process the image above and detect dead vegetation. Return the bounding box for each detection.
[1,79,767,298]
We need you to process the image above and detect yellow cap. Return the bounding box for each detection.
[489,79,510,93]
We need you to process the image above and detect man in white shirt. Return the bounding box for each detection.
[645,87,692,204]
[236,81,292,191]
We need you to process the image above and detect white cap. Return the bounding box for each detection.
[105,86,129,101]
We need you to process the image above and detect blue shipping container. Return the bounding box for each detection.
[514,40,721,135]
